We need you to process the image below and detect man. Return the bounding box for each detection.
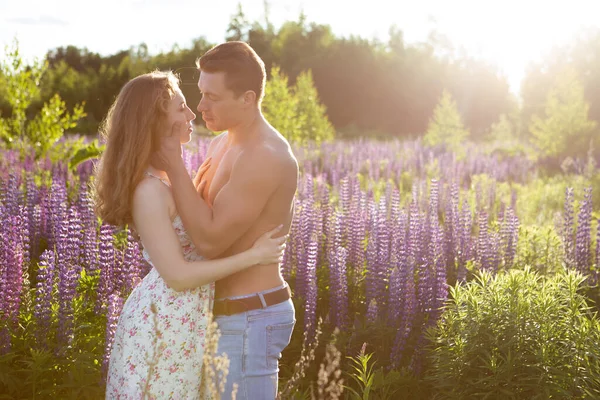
[156,41,298,399]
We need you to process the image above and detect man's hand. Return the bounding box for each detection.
[150,121,186,173]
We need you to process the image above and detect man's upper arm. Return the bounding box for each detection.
[204,147,281,256]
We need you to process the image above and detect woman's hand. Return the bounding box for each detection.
[193,157,212,192]
[250,225,288,265]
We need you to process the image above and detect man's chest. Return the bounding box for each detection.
[201,145,241,205]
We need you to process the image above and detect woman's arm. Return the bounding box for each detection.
[132,179,286,292]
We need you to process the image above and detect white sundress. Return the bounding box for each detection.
[105,174,214,399]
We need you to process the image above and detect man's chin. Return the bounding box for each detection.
[205,121,222,132]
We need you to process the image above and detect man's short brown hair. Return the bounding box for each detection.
[196,41,266,102]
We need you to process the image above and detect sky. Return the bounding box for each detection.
[1,0,600,93]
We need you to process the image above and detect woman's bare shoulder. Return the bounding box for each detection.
[132,177,175,220]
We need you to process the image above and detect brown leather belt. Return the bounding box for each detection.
[213,285,292,316]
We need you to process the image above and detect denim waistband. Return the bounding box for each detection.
[215,282,288,302]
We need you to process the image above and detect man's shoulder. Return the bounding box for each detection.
[244,136,295,168]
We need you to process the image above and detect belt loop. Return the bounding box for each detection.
[258,292,267,308]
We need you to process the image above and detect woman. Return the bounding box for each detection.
[95,71,286,399]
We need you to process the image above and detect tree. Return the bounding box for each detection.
[262,65,334,144]
[262,65,303,141]
[226,3,250,42]
[529,67,597,159]
[0,39,87,160]
[423,89,469,154]
[293,69,335,144]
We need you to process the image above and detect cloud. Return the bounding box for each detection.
[7,14,68,27]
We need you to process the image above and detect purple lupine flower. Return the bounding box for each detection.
[408,201,427,315]
[347,192,367,292]
[97,223,116,313]
[330,246,348,329]
[287,197,302,273]
[366,298,378,325]
[37,185,49,242]
[20,207,31,272]
[0,214,25,354]
[56,209,81,352]
[295,197,315,301]
[477,210,491,271]
[445,182,460,280]
[67,207,83,275]
[47,174,68,249]
[391,257,416,368]
[375,197,391,312]
[25,175,38,258]
[488,231,501,273]
[432,224,447,319]
[594,219,600,287]
[326,212,342,277]
[304,240,318,338]
[319,182,332,256]
[122,230,143,294]
[35,249,55,350]
[575,187,593,276]
[457,199,473,281]
[365,201,380,316]
[2,174,20,216]
[281,205,299,282]
[387,267,402,326]
[339,177,352,218]
[501,207,519,268]
[103,293,124,376]
[562,187,576,269]
[348,191,366,270]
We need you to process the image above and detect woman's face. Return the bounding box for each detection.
[164,88,197,144]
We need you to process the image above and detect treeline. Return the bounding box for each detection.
[1,5,600,144]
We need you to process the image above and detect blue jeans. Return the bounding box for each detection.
[214,284,295,400]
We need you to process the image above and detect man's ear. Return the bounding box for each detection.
[242,90,257,106]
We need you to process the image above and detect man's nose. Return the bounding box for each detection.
[197,99,207,113]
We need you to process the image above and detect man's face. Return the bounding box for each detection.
[197,71,245,132]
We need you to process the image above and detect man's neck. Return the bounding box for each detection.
[226,111,267,146]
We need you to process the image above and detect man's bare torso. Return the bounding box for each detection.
[200,130,297,298]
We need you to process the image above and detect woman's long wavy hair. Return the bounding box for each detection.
[94,70,180,226]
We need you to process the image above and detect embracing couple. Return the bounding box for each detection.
[95,41,299,399]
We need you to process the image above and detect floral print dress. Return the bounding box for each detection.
[106,174,214,399]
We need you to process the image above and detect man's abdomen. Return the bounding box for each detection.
[215,264,285,298]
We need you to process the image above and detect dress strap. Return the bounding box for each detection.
[144,171,171,187]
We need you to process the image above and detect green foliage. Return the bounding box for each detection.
[262,65,303,139]
[427,268,600,399]
[485,113,532,158]
[68,138,105,170]
[529,67,598,159]
[343,345,414,400]
[293,70,335,144]
[0,39,86,160]
[0,268,106,399]
[0,7,520,140]
[262,65,335,145]
[423,90,469,156]
[514,226,564,274]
